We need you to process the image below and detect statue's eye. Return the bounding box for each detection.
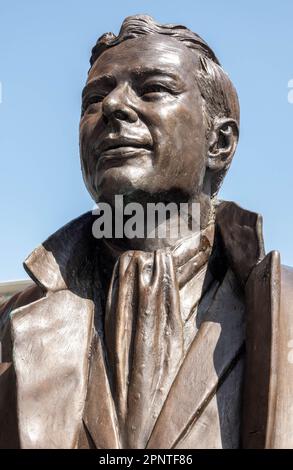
[82,94,105,114]
[141,84,170,97]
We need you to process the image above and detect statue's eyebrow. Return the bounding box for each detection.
[130,67,182,83]
[82,75,116,96]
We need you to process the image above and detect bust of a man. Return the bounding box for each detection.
[1,15,293,449]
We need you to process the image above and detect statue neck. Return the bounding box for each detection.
[101,192,215,253]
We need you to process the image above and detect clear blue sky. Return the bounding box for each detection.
[0,0,292,281]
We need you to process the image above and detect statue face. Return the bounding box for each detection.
[80,35,208,205]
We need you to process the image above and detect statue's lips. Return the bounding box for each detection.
[97,136,153,154]
[96,140,153,168]
[100,145,151,156]
[97,146,152,170]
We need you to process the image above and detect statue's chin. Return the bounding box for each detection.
[92,167,156,204]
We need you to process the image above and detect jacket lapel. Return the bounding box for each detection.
[11,291,94,448]
[242,251,280,448]
[218,203,285,448]
[11,213,97,448]
[147,267,245,449]
[82,333,121,449]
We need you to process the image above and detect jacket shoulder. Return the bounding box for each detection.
[269,263,293,448]
[0,283,44,318]
[280,264,293,317]
[0,283,44,448]
[0,284,45,361]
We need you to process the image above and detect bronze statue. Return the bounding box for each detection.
[1,15,293,449]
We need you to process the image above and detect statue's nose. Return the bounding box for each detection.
[102,84,138,123]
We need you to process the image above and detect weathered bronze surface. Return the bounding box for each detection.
[1,15,293,449]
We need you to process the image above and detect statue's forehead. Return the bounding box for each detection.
[88,35,198,80]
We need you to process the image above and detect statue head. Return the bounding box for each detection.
[80,15,239,211]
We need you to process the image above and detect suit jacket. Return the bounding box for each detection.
[0,201,293,449]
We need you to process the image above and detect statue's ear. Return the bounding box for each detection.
[207,117,239,171]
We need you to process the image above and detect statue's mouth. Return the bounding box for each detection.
[95,137,153,170]
[97,136,153,156]
[96,147,153,171]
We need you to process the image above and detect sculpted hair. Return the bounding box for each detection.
[89,15,240,196]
